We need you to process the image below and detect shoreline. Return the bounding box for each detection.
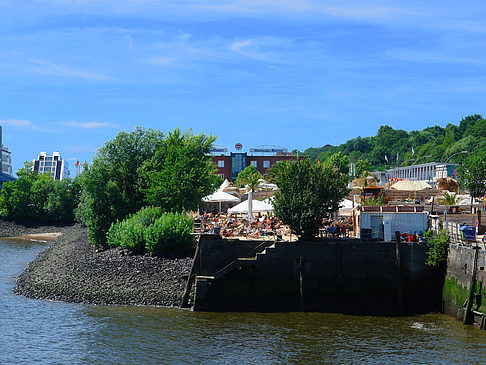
[3,232,62,242]
[1,219,193,307]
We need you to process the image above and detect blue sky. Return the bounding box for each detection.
[1,1,485,175]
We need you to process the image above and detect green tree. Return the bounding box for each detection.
[235,165,263,191]
[77,127,219,247]
[140,128,219,212]
[355,159,372,178]
[302,114,485,171]
[0,178,34,220]
[271,159,349,240]
[458,153,486,199]
[324,152,350,176]
[77,127,165,247]
[0,161,79,222]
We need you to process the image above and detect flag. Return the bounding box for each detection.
[384,154,388,162]
[396,152,399,161]
[412,146,415,156]
[318,157,321,166]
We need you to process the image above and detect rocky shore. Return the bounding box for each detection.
[2,219,194,307]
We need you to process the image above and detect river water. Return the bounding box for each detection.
[2,238,486,364]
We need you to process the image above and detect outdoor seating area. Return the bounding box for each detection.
[194,212,291,240]
[195,211,357,241]
[319,217,353,238]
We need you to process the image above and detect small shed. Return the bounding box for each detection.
[357,208,429,241]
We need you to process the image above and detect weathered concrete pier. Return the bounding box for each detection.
[186,235,443,314]
[443,244,486,329]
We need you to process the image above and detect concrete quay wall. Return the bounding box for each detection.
[443,245,486,328]
[193,237,442,314]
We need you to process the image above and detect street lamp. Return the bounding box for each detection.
[445,150,469,163]
[412,155,432,165]
[400,159,414,167]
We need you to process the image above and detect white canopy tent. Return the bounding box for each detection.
[202,191,241,212]
[228,199,274,214]
[217,179,231,192]
[338,199,355,217]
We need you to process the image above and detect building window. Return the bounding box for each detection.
[218,160,224,168]
[220,174,225,180]
[251,161,257,167]
[263,161,270,168]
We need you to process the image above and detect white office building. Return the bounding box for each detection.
[384,162,457,184]
[33,152,69,180]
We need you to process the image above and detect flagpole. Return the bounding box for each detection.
[384,154,388,183]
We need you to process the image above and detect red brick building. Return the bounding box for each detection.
[211,146,297,181]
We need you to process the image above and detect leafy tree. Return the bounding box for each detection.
[77,127,165,247]
[355,159,372,178]
[78,127,218,247]
[45,178,80,222]
[324,152,350,176]
[458,153,486,199]
[0,178,34,220]
[235,165,263,191]
[0,161,79,222]
[271,159,349,240]
[301,114,485,172]
[264,161,287,184]
[139,128,219,212]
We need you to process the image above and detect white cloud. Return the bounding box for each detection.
[385,48,484,65]
[60,121,117,129]
[30,59,115,81]
[147,56,176,64]
[230,40,252,52]
[0,119,32,127]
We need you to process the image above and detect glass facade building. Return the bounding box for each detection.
[33,152,69,180]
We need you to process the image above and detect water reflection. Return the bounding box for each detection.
[2,239,486,364]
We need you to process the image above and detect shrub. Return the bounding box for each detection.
[130,206,164,226]
[425,230,449,267]
[145,213,193,255]
[107,219,146,253]
[106,209,193,255]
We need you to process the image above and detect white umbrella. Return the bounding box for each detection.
[339,199,355,217]
[203,191,241,212]
[248,191,254,221]
[228,199,274,214]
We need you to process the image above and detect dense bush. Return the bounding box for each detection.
[78,127,218,248]
[107,209,193,255]
[0,162,80,223]
[107,219,146,253]
[145,213,193,255]
[425,230,449,267]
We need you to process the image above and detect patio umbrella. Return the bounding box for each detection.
[248,191,254,222]
[202,191,241,212]
[228,198,274,214]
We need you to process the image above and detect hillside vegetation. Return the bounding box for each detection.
[304,115,486,170]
